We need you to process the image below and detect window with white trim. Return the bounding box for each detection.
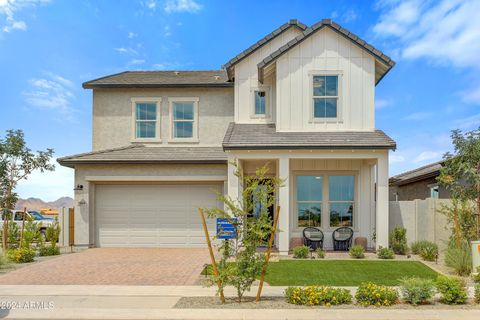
[295,174,355,229]
[328,175,354,227]
[313,75,338,118]
[254,90,266,115]
[132,98,160,141]
[169,98,199,141]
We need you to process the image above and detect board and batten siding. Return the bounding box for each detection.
[276,27,375,131]
[234,27,303,124]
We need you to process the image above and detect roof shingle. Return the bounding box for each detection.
[82,70,232,89]
[222,123,396,150]
[58,145,227,167]
[389,161,444,185]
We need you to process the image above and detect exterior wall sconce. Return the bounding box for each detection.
[74,184,84,191]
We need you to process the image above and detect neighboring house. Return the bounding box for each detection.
[58,19,396,253]
[389,161,451,201]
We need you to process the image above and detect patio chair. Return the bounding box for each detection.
[332,227,354,251]
[302,227,324,250]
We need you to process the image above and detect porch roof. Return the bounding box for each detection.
[57,145,228,168]
[222,123,396,151]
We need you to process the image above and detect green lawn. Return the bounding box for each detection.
[263,260,438,286]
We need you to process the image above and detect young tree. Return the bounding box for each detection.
[438,128,480,239]
[0,130,54,252]
[203,162,283,302]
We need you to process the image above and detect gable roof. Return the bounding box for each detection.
[82,70,232,89]
[223,123,396,150]
[222,19,307,80]
[57,145,227,167]
[389,160,444,186]
[257,19,395,85]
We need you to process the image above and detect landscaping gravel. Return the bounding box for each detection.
[175,296,480,309]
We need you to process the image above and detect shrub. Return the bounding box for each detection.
[7,247,36,263]
[399,277,435,305]
[38,245,60,256]
[355,282,398,307]
[472,266,480,283]
[316,248,326,259]
[419,242,438,261]
[475,284,480,304]
[285,286,352,306]
[377,247,395,259]
[293,245,310,259]
[349,245,365,259]
[435,276,468,305]
[0,255,12,271]
[410,240,431,255]
[445,242,472,276]
[389,226,408,255]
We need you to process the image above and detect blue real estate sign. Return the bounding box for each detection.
[216,218,237,239]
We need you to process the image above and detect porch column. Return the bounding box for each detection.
[375,152,389,249]
[227,156,240,203]
[278,157,290,255]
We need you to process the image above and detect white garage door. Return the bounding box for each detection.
[95,183,222,247]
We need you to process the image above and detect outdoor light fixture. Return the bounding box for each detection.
[73,184,83,191]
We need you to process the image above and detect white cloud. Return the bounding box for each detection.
[390,154,405,163]
[129,59,145,65]
[373,1,480,69]
[0,0,50,33]
[375,98,392,109]
[164,25,171,37]
[23,72,76,116]
[114,47,138,55]
[453,113,480,130]
[17,161,73,202]
[341,9,357,23]
[164,0,202,14]
[460,86,480,104]
[128,31,137,39]
[144,0,156,10]
[413,151,442,163]
[402,111,432,121]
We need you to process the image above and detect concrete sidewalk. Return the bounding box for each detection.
[0,285,479,320]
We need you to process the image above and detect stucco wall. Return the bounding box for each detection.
[389,178,451,201]
[73,163,227,247]
[389,198,451,251]
[92,87,234,151]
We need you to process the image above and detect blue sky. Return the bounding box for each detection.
[1,0,479,201]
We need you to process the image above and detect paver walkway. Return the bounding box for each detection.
[0,248,210,285]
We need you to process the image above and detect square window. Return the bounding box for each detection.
[254,91,266,115]
[136,121,156,138]
[174,121,193,138]
[173,102,194,120]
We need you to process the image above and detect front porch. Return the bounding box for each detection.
[226,150,389,254]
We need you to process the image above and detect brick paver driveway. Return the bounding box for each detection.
[0,248,210,285]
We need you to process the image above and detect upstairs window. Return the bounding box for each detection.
[173,102,194,138]
[135,103,158,138]
[169,98,199,141]
[254,90,266,115]
[313,75,338,118]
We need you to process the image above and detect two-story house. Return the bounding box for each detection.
[59,19,396,254]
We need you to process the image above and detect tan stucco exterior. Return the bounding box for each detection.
[92,87,233,151]
[73,163,227,247]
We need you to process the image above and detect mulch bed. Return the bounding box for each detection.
[175,296,480,309]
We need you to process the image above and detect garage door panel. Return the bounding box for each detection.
[95,183,223,247]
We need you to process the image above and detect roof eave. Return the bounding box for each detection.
[223,145,396,151]
[58,159,228,168]
[82,83,234,89]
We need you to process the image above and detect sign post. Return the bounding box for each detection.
[256,206,281,302]
[198,208,225,303]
